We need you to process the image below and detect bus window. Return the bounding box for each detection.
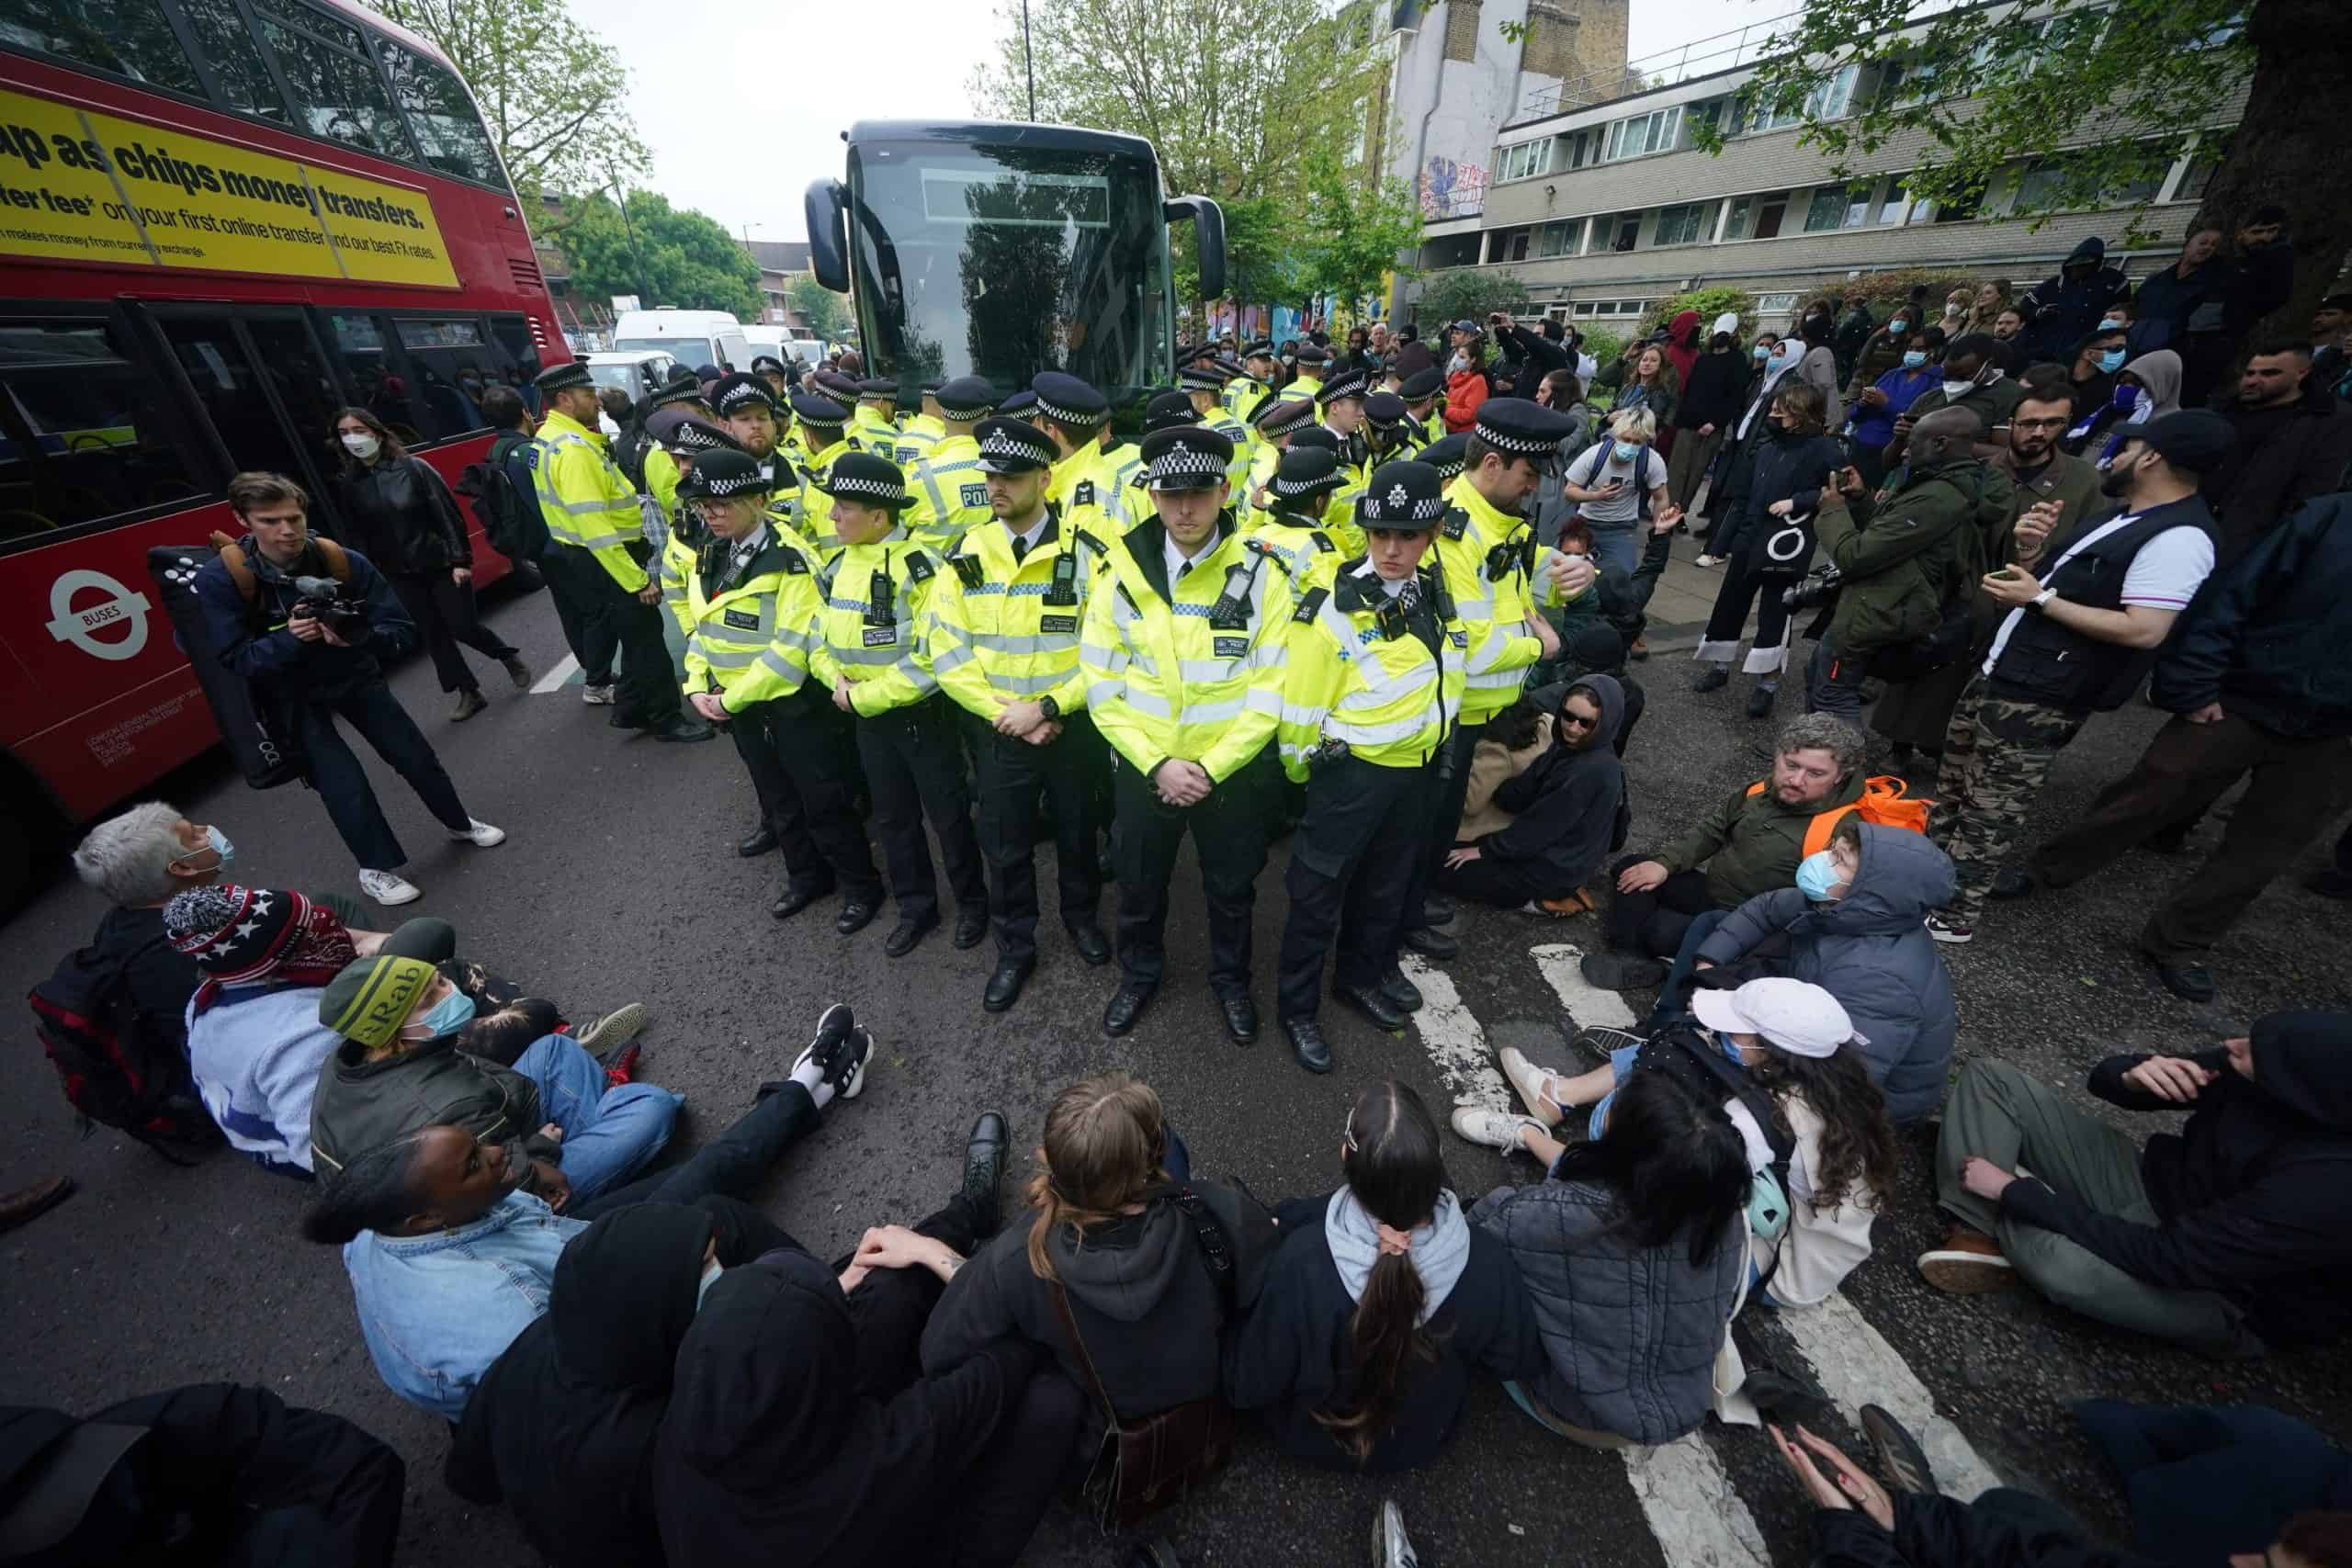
[0,314,204,542]
[379,40,502,186]
[0,0,204,96]
[247,0,414,160]
[174,0,292,123]
[244,313,343,457]
[394,318,494,439]
[158,317,325,501]
[486,313,544,407]
[325,310,422,444]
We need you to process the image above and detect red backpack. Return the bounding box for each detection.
[28,937,220,1163]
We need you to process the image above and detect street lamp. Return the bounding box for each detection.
[1022,0,1036,119]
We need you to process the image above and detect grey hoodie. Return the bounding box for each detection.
[1697,822,1958,1122]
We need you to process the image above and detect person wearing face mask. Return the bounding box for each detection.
[2064,325,2133,419]
[307,929,684,1219]
[2063,346,2182,463]
[1693,332,1795,567]
[1882,334,2023,468]
[329,408,532,722]
[1845,327,1945,491]
[1442,325,1491,432]
[1439,675,1626,918]
[1843,296,1924,406]
[1692,817,1959,1126]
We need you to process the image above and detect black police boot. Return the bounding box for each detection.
[1336,982,1408,1031]
[1066,918,1112,965]
[952,903,989,950]
[1283,1016,1333,1074]
[1217,993,1260,1044]
[835,898,880,936]
[1379,967,1424,1013]
[651,715,715,742]
[883,909,940,958]
[1402,924,1459,960]
[1102,984,1156,1036]
[737,826,778,857]
[983,957,1034,1013]
[771,878,834,920]
[961,1110,1010,1236]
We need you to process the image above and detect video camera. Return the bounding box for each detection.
[1780,564,1843,612]
[292,574,368,631]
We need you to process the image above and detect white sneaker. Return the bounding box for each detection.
[1497,1045,1565,1125]
[1694,553,1724,568]
[1450,1104,1545,1154]
[449,818,506,847]
[358,869,422,907]
[574,1002,647,1054]
[1372,1499,1419,1568]
[581,683,615,705]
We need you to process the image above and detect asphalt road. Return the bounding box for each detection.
[6,570,2350,1568]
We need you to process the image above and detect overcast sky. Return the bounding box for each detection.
[563,0,1770,242]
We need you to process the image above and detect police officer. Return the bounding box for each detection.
[853,378,900,457]
[676,449,886,929]
[1400,367,1446,446]
[1250,446,1348,592]
[1315,366,1374,480]
[1418,431,1468,485]
[1364,390,1421,461]
[903,375,999,549]
[530,363,709,742]
[643,410,741,639]
[709,372,788,491]
[1180,365,1256,493]
[1244,396,1317,522]
[1227,342,1278,423]
[925,416,1112,1012]
[1291,340,1329,399]
[997,389,1039,423]
[807,451,989,957]
[1117,391,1203,524]
[750,355,791,400]
[1274,460,1467,1072]
[641,371,710,522]
[1080,423,1293,1041]
[894,378,947,468]
[782,390,860,553]
[1032,372,1117,516]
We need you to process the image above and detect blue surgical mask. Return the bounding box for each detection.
[2097,318,2125,332]
[411,988,477,1040]
[1887,319,1907,335]
[180,825,233,872]
[1901,351,1927,368]
[2113,383,2143,412]
[1613,441,1641,461]
[1795,849,1846,902]
[1752,345,1769,362]
[2098,349,2126,373]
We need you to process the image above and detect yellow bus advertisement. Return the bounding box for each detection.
[0,85,458,288]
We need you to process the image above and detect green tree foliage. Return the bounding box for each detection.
[1294,145,1424,317]
[555,194,762,320]
[1641,287,1758,343]
[787,276,851,341]
[378,0,649,209]
[1415,269,1529,328]
[1703,0,2348,337]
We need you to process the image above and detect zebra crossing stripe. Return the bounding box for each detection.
[530,653,581,694]
[1530,942,1638,1031]
[1624,1436,1773,1568]
[1773,1292,2005,1502]
[1396,954,1512,1112]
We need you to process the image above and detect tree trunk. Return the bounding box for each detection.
[2192,0,2352,346]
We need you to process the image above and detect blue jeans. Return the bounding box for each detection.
[1586,523,1641,580]
[512,1033,683,1201]
[1650,910,1728,1029]
[1588,1026,1744,1137]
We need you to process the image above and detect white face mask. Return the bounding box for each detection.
[696,1258,723,1306]
[1941,377,1974,400]
[341,432,380,459]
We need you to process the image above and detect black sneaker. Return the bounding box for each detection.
[1860,1404,1939,1497]
[788,1002,856,1088]
[822,1024,876,1100]
[2143,953,2217,1003]
[1691,665,1729,694]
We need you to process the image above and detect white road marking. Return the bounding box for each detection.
[1774,1292,2005,1502]
[530,653,580,694]
[1532,942,1638,1030]
[1623,1437,1774,1568]
[1398,954,1510,1111]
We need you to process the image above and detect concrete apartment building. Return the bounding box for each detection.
[1404,4,2246,332]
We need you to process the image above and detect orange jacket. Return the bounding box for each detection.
[1444,367,1490,432]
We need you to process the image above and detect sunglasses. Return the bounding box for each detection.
[1558,709,1600,729]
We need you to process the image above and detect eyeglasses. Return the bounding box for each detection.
[1558,710,1600,729]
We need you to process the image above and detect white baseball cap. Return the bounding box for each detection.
[1690,976,1861,1059]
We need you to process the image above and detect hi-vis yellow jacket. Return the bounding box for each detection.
[808,531,946,716]
[680,522,825,715]
[923,507,1102,721]
[535,408,650,592]
[892,412,945,468]
[904,433,991,550]
[852,403,899,459]
[1080,514,1293,784]
[1223,375,1272,424]
[1278,559,1467,780]
[783,435,876,557]
[1247,509,1343,595]
[1438,476,1586,726]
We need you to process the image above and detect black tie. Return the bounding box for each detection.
[1177,559,1193,582]
[1012,535,1030,562]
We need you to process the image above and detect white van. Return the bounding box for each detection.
[611,309,752,376]
[744,324,825,372]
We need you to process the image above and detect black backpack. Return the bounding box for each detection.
[455,434,545,560]
[28,937,220,1162]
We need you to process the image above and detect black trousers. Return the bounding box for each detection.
[387,570,518,694]
[1439,851,1552,909]
[857,696,986,923]
[570,1077,820,1224]
[1699,555,1795,673]
[537,543,605,682]
[967,710,1105,964]
[293,678,471,871]
[1603,854,1716,956]
[1277,756,1432,1020]
[545,545,674,721]
[731,691,882,903]
[1414,718,1484,921]
[1113,748,1275,998]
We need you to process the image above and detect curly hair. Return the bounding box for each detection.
[1745,1048,1899,1212]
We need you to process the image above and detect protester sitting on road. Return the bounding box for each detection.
[1455,692,1554,843]
[1459,1069,1749,1448]
[921,1071,1272,1460]
[300,1002,876,1419]
[1557,624,1645,753]
[1692,818,1959,1125]
[1440,676,1626,917]
[1227,1081,1536,1472]
[308,931,680,1207]
[1584,714,1868,989]
[656,1206,1080,1568]
[1919,1012,2352,1359]
[2073,1398,2352,1567]
[0,1383,406,1568]
[455,1109,1023,1568]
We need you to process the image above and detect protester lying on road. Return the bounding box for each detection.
[2073,1398,2352,1567]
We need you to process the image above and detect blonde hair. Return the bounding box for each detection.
[1608,407,1657,443]
[1024,1073,1169,1280]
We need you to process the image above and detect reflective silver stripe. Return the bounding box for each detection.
[1086,679,1123,707]
[1079,639,1122,667]
[1178,658,1242,682]
[1455,595,1495,620]
[1279,701,1330,730]
[1242,686,1283,717]
[1177,694,1249,724]
[1119,686,1174,718]
[831,644,904,666]
[752,646,808,686]
[987,669,1072,695]
[694,644,759,671]
[968,630,1059,654]
[1464,667,1528,689]
[1248,637,1287,670]
[1464,625,1520,675]
[1338,676,1433,712]
[1329,705,1439,746]
[931,642,978,673]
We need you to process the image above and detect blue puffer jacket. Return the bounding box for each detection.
[1697,823,1958,1123]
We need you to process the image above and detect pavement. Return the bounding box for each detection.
[6,568,2351,1568]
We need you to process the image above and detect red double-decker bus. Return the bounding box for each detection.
[0,0,563,907]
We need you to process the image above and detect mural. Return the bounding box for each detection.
[1419,156,1488,219]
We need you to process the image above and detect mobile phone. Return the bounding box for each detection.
[1992,566,2024,580]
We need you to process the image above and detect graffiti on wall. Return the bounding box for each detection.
[1419,156,1487,219]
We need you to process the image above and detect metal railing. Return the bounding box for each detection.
[1516,9,1804,122]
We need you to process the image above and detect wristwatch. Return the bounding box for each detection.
[2028,588,2056,612]
[1038,694,1061,721]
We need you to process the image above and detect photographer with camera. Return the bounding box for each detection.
[194,471,505,908]
[1804,406,2011,727]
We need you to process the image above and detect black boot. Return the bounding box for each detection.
[1283,1017,1333,1074]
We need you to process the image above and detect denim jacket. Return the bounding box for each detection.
[343,1190,584,1419]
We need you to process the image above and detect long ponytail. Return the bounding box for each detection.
[1023,1073,1168,1282]
[1313,1082,1443,1463]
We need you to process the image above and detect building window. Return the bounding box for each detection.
[1603,107,1681,162]
[1654,203,1708,247]
[1567,129,1597,169]
[1931,187,1984,224]
[1486,226,1532,264]
[1723,192,1789,242]
[1498,138,1555,183]
[2174,134,2229,203]
[2014,154,2164,215]
[1538,218,1583,257]
[1601,214,1640,252]
[1736,63,1859,134]
[1877,175,1923,226]
[1803,183,1872,232]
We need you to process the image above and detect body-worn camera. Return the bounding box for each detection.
[292,575,368,630]
[1303,735,1352,770]
[1781,564,1843,612]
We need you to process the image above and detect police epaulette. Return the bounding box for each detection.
[1071,528,1109,558]
[780,547,810,575]
[949,553,984,590]
[1074,479,1097,507]
[1439,506,1470,541]
[1292,586,1329,623]
[1312,530,1335,552]
[904,551,935,582]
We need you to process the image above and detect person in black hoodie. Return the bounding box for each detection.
[1559,625,1645,754]
[1227,1081,1535,1471]
[1440,675,1627,911]
[330,407,529,720]
[2018,235,2131,363]
[1918,1012,2352,1359]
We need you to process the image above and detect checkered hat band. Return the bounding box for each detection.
[1363,494,1445,524]
[1258,404,1312,434]
[1146,441,1226,483]
[1035,396,1100,425]
[675,426,730,451]
[717,388,771,414]
[940,397,993,417]
[797,410,847,427]
[702,473,765,496]
[1474,422,1555,455]
[830,474,905,502]
[1273,473,1341,497]
[980,427,1052,462]
[1179,368,1224,389]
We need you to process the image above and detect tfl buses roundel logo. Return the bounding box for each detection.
[46,569,153,662]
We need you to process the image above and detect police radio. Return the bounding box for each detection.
[865,563,896,627]
[1207,559,1259,630]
